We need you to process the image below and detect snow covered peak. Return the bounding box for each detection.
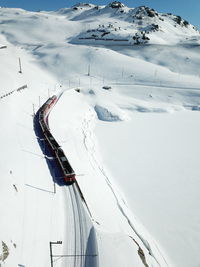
[107,1,126,9]
[56,3,96,15]
[72,2,95,9]
[132,6,159,18]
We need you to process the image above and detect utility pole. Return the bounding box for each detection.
[19,58,22,73]
[88,64,90,76]
[49,241,62,267]
[49,240,97,266]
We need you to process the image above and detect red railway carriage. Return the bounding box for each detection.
[64,174,76,183]
[39,95,76,185]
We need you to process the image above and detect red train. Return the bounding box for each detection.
[39,95,76,184]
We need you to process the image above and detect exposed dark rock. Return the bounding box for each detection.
[146,8,158,17]
[108,1,125,9]
[174,15,182,25]
[142,33,150,40]
[173,15,190,28]
[183,20,189,27]
[136,15,142,20]
[133,32,149,44]
[134,6,158,19]
[102,31,110,37]
[151,24,159,31]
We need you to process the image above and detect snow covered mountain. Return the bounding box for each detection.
[1,2,200,267]
[56,1,200,45]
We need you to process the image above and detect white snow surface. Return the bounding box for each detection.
[0,3,200,267]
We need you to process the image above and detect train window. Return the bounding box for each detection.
[61,156,67,161]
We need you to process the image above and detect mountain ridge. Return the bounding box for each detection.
[54,1,200,45]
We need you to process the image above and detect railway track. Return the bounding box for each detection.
[33,93,99,267]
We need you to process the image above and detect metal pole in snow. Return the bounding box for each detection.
[88,64,90,76]
[53,182,56,194]
[49,241,62,267]
[33,104,35,116]
[50,242,53,267]
[19,58,22,73]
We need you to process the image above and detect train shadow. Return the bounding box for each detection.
[33,111,66,186]
[84,227,99,267]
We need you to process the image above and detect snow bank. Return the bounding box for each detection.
[94,105,121,121]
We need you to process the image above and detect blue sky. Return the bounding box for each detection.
[0,0,199,29]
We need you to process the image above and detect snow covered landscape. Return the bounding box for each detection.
[0,1,200,266]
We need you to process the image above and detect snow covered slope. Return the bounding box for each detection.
[0,35,65,267]
[1,2,200,267]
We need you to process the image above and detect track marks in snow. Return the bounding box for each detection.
[81,108,168,267]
